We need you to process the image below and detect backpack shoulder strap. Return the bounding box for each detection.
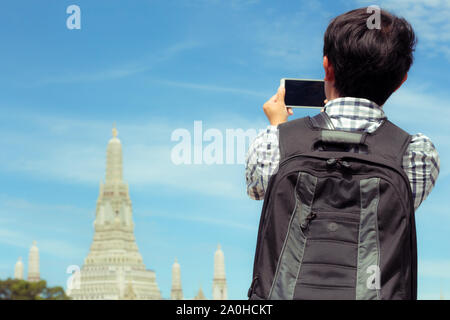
[310,111,335,130]
[364,120,412,166]
[278,113,330,160]
[278,113,412,166]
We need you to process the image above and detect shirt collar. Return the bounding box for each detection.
[323,97,386,120]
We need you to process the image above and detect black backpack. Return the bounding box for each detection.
[248,113,417,300]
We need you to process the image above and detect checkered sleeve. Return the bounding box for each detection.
[245,125,280,200]
[402,133,440,211]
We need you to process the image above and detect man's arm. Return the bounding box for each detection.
[245,86,293,200]
[245,126,280,200]
[402,133,440,210]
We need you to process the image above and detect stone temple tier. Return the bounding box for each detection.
[69,127,161,300]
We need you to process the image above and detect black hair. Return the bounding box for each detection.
[323,7,417,106]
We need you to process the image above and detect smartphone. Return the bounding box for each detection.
[280,78,326,109]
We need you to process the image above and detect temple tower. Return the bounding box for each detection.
[14,257,24,280]
[171,258,183,300]
[212,244,227,300]
[68,126,161,300]
[194,285,206,300]
[28,241,40,282]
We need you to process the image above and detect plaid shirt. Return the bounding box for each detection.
[245,97,440,211]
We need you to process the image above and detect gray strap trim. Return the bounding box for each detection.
[321,130,364,144]
[356,178,381,300]
[311,112,335,130]
[269,172,317,300]
[320,112,335,130]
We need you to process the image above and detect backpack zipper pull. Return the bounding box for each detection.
[327,158,352,170]
[326,158,338,166]
[341,160,351,168]
[301,212,317,229]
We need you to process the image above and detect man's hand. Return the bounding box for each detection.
[263,86,293,126]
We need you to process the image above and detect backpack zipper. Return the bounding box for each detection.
[326,158,351,169]
[300,212,317,230]
[279,152,411,191]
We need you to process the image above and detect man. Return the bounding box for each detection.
[245,7,440,300]
[246,8,439,211]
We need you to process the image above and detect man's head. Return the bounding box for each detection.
[323,7,417,106]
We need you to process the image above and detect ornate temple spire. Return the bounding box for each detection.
[212,244,227,300]
[112,123,118,138]
[14,257,24,280]
[194,285,206,300]
[28,241,40,282]
[105,123,123,183]
[213,244,226,280]
[68,127,161,300]
[171,258,183,300]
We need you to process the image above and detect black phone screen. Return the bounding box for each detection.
[284,79,326,108]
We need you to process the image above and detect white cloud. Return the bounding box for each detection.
[386,86,450,127]
[382,91,450,184]
[384,86,450,176]
[0,193,90,218]
[356,0,450,59]
[249,3,329,71]
[153,79,269,98]
[142,210,257,231]
[33,40,200,86]
[0,193,91,259]
[0,228,85,260]
[0,108,265,199]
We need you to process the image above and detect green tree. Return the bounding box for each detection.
[0,278,71,300]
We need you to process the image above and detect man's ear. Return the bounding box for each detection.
[323,56,335,82]
[394,73,408,92]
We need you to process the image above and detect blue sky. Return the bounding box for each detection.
[0,0,449,299]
